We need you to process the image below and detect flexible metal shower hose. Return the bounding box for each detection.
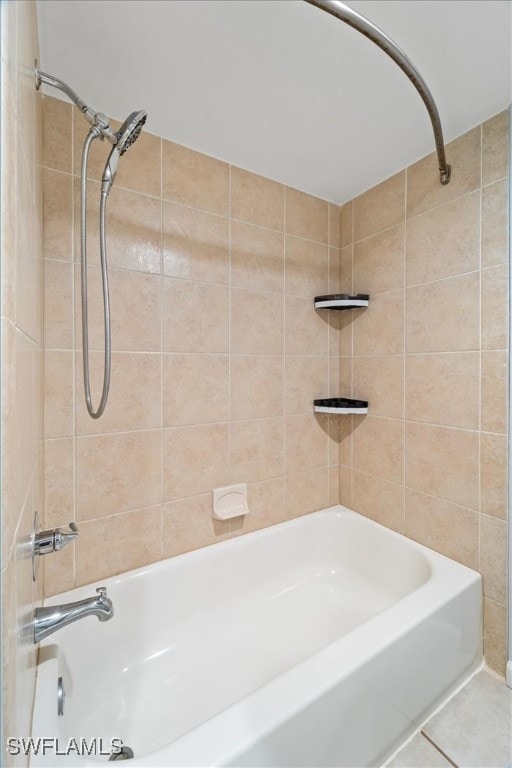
[80,129,112,419]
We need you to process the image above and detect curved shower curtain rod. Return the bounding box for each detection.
[305,0,451,185]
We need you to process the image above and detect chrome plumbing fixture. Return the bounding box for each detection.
[57,676,66,717]
[33,522,79,557]
[33,587,114,644]
[35,67,147,418]
[305,0,451,185]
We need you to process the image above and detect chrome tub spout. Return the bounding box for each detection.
[34,587,114,644]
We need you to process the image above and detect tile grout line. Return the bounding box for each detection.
[419,731,460,768]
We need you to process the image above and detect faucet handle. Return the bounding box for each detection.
[34,522,79,557]
[96,587,107,599]
[54,522,79,551]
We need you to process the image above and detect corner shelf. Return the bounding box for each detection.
[314,398,368,415]
[314,293,369,310]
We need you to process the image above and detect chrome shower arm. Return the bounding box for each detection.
[35,68,117,144]
[305,0,451,185]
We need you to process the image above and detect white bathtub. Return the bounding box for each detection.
[31,505,482,767]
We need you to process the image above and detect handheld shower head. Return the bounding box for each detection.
[117,110,147,155]
[101,110,147,195]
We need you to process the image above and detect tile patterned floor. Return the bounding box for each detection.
[386,670,512,768]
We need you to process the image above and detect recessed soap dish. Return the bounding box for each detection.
[314,397,368,414]
[314,293,369,310]
[213,483,250,520]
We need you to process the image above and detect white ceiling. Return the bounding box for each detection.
[37,0,511,204]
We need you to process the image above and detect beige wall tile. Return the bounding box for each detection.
[482,110,509,186]
[74,180,161,274]
[76,352,161,434]
[329,465,340,506]
[340,245,352,293]
[114,130,161,199]
[231,167,284,231]
[353,171,405,241]
[15,330,34,517]
[352,415,404,484]
[285,235,329,298]
[163,202,229,285]
[16,157,37,341]
[231,221,284,293]
[163,353,229,426]
[407,127,481,218]
[162,140,229,216]
[163,276,228,353]
[328,246,341,294]
[231,288,283,355]
[406,422,479,510]
[230,417,284,484]
[163,494,229,557]
[44,438,74,528]
[45,259,74,349]
[405,489,479,569]
[405,352,479,429]
[231,355,283,420]
[353,470,404,533]
[353,290,404,356]
[353,355,404,420]
[285,356,328,415]
[287,295,328,356]
[353,223,405,296]
[406,191,480,286]
[339,356,352,400]
[338,414,353,467]
[406,273,479,353]
[43,544,74,597]
[163,422,229,501]
[482,179,509,267]
[78,267,161,352]
[480,432,507,520]
[43,169,73,261]
[231,477,285,537]
[44,350,74,438]
[43,96,72,173]
[484,598,507,676]
[285,467,329,518]
[481,265,508,350]
[4,5,44,748]
[480,515,507,604]
[285,413,329,474]
[75,506,162,586]
[329,355,341,398]
[329,311,342,357]
[76,430,161,519]
[481,351,507,433]
[340,201,353,248]
[329,204,341,248]
[338,309,353,357]
[285,187,328,244]
[339,464,352,508]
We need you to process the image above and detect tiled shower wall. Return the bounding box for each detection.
[42,95,342,595]
[1,0,44,762]
[338,112,509,675]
